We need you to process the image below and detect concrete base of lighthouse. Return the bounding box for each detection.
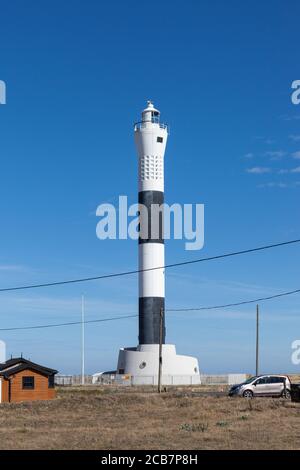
[117,344,201,385]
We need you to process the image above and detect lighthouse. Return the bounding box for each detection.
[116,101,200,385]
[136,101,167,345]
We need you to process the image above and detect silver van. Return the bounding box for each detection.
[228,375,291,398]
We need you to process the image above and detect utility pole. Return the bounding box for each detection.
[158,307,164,393]
[81,294,85,386]
[256,304,259,376]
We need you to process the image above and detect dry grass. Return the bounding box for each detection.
[0,386,300,450]
[291,375,300,383]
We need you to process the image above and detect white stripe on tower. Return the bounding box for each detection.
[134,101,168,345]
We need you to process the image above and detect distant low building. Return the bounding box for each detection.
[0,357,58,403]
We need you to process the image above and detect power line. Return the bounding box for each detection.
[1,286,300,332]
[167,287,300,311]
[0,238,299,293]
[0,314,137,331]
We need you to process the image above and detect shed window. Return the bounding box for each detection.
[48,375,55,388]
[22,376,35,390]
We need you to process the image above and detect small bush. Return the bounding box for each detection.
[238,415,249,421]
[180,422,208,433]
[216,420,229,427]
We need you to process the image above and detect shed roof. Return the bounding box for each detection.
[0,357,58,378]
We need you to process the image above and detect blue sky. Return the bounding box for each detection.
[0,0,300,374]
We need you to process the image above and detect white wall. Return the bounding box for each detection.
[135,123,168,193]
[117,344,200,384]
[138,244,164,297]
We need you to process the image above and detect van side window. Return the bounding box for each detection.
[256,377,267,385]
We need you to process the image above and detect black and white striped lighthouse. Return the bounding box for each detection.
[134,101,168,345]
[116,102,200,384]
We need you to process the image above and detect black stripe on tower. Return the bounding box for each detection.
[138,190,165,344]
[139,297,165,344]
[138,190,164,244]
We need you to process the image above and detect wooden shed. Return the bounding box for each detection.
[0,357,58,403]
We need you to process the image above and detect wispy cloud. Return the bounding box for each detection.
[280,114,300,121]
[264,150,287,160]
[277,167,300,174]
[289,135,300,142]
[258,181,300,189]
[0,264,29,272]
[292,151,300,159]
[258,182,288,188]
[168,272,281,296]
[244,152,254,159]
[246,167,271,174]
[0,294,137,323]
[253,136,275,144]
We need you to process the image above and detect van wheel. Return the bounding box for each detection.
[281,390,291,399]
[243,390,253,398]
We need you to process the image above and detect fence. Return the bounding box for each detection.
[55,375,94,385]
[200,374,247,385]
[55,373,247,386]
